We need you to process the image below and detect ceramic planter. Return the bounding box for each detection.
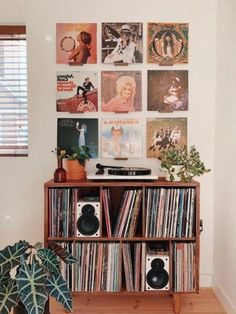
[165,165,183,182]
[64,159,86,180]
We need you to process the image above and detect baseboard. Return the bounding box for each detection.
[200,272,212,287]
[212,278,236,314]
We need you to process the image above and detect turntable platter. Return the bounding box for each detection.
[108,167,151,176]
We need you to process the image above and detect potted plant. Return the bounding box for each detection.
[160,146,210,182]
[160,146,186,181]
[63,145,91,180]
[0,240,77,314]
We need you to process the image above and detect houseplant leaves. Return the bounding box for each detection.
[46,272,72,311]
[37,248,60,274]
[0,279,18,314]
[16,257,48,314]
[0,241,29,276]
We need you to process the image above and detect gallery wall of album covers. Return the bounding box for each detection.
[55,22,189,163]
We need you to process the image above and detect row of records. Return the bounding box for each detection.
[57,70,189,113]
[56,22,189,65]
[57,117,187,159]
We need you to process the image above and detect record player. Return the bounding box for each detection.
[87,164,159,180]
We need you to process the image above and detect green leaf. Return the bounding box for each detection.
[0,241,29,275]
[0,279,18,314]
[16,257,48,314]
[46,272,72,312]
[67,145,91,161]
[48,242,77,265]
[0,272,11,288]
[37,248,60,274]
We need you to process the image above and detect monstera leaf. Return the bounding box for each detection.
[0,279,18,314]
[16,257,48,314]
[48,241,78,264]
[46,272,72,312]
[37,248,60,274]
[0,241,29,275]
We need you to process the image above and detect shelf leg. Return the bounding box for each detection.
[173,294,181,314]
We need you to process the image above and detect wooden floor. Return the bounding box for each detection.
[50,288,226,314]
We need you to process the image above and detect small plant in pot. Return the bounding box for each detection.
[66,145,91,166]
[0,240,77,314]
[160,146,186,181]
[160,145,210,182]
[63,145,91,180]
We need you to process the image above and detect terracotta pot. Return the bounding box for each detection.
[64,159,86,180]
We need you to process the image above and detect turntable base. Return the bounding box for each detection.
[87,173,159,180]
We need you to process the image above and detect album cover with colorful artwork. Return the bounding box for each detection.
[56,23,97,64]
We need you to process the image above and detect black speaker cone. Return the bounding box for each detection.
[146,268,169,289]
[81,204,96,215]
[151,258,165,270]
[77,215,99,236]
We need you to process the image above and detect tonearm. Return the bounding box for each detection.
[95,163,123,175]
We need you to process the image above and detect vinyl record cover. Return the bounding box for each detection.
[148,70,188,112]
[146,118,187,158]
[101,71,142,112]
[56,71,98,112]
[101,118,142,158]
[56,23,97,64]
[57,118,98,158]
[147,23,188,65]
[102,22,143,64]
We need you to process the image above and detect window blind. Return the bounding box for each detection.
[0,25,28,156]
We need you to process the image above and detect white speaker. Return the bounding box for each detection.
[145,253,169,291]
[76,199,100,237]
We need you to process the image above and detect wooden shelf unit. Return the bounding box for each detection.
[44,178,200,314]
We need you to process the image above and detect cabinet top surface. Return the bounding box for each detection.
[44,178,200,188]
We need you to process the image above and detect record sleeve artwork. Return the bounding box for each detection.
[101,119,142,159]
[56,71,98,112]
[101,22,143,64]
[57,118,98,158]
[146,117,187,159]
[148,70,188,112]
[56,23,97,65]
[147,23,188,65]
[101,71,142,112]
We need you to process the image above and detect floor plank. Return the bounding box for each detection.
[50,288,226,314]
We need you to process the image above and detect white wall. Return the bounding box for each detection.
[213,1,236,313]
[0,0,216,288]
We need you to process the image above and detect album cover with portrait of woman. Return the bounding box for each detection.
[56,71,98,113]
[148,70,188,112]
[57,118,98,158]
[101,22,143,64]
[56,23,97,64]
[101,71,142,112]
[101,118,142,158]
[146,117,187,159]
[147,23,188,65]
